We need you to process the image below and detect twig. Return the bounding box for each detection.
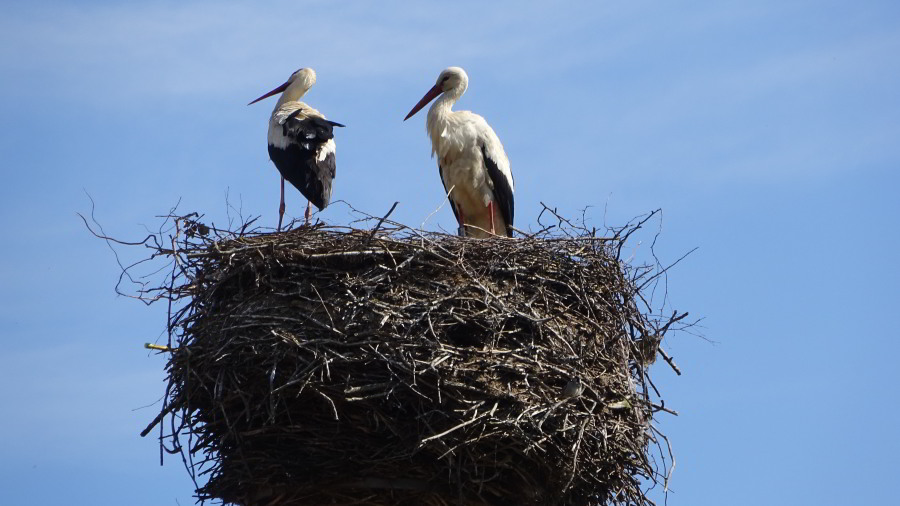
[421,185,455,231]
[658,348,682,376]
[364,201,399,246]
[140,398,181,437]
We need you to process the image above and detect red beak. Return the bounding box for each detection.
[404,83,443,121]
[248,80,290,105]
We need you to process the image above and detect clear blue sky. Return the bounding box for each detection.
[1,1,898,504]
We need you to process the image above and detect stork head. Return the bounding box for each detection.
[404,66,469,121]
[248,67,317,105]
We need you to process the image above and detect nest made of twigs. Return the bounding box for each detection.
[135,210,683,506]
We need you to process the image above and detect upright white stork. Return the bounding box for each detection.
[249,68,344,230]
[404,67,515,238]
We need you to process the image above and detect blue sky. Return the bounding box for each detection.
[1,1,898,504]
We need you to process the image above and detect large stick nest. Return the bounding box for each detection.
[124,208,685,506]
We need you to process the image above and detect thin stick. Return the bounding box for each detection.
[421,185,455,230]
[364,201,399,246]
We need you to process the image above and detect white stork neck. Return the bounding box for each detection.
[275,83,309,109]
[427,86,464,123]
[425,92,461,157]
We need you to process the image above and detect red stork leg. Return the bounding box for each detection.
[488,201,496,235]
[277,177,286,232]
[456,202,466,236]
[304,200,312,225]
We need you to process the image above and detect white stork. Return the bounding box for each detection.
[249,68,344,230]
[404,67,515,238]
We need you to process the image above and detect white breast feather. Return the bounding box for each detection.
[429,110,514,212]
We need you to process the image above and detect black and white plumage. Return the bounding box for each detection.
[249,68,344,229]
[404,67,515,238]
[267,106,343,210]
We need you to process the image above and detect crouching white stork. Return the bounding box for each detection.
[249,68,344,230]
[404,66,514,238]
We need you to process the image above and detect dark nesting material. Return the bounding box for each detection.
[142,215,682,506]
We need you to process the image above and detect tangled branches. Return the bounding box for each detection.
[92,205,689,506]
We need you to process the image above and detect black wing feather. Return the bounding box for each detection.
[481,144,514,237]
[269,112,345,210]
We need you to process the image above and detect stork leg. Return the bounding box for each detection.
[456,203,466,237]
[277,177,286,232]
[488,201,496,235]
[304,200,312,225]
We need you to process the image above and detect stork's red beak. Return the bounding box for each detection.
[404,84,443,121]
[248,80,290,105]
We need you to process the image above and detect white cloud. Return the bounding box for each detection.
[0,1,600,102]
[1,0,897,189]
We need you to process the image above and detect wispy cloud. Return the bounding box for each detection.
[616,29,900,130]
[0,1,599,102]
[1,0,897,190]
